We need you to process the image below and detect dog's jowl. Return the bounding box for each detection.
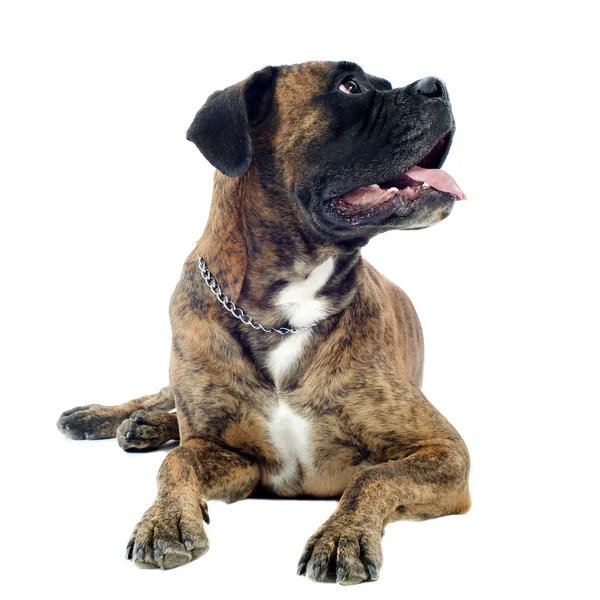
[57,61,470,584]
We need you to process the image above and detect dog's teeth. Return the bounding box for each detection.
[422,183,431,189]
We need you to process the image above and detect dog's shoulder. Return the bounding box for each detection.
[360,258,424,386]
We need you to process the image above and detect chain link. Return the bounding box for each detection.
[198,256,314,335]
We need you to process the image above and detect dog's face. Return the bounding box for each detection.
[187,61,464,246]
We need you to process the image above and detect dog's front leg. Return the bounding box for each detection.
[127,438,260,570]
[298,442,470,585]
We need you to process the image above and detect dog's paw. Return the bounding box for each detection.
[117,410,178,452]
[57,404,123,440]
[297,512,383,585]
[127,500,210,570]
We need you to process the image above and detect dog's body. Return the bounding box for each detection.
[58,61,470,584]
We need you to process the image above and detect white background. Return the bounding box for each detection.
[1,1,598,598]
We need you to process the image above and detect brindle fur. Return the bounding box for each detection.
[58,61,470,585]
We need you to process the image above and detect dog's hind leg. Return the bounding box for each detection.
[117,409,179,452]
[127,438,260,569]
[57,386,176,443]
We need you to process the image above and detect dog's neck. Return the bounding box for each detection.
[193,169,361,325]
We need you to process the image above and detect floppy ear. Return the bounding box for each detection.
[186,66,278,177]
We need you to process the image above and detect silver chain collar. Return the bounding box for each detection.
[198,256,315,335]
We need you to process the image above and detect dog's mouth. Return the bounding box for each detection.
[328,133,466,224]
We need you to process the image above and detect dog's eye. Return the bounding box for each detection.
[339,79,361,94]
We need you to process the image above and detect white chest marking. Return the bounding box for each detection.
[267,257,335,386]
[276,257,335,328]
[267,402,312,491]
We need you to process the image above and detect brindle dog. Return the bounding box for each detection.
[57,61,470,585]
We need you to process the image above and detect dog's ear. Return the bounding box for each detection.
[186,66,278,177]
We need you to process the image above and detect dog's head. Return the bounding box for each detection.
[187,61,464,246]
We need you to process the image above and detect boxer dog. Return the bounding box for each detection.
[58,61,470,585]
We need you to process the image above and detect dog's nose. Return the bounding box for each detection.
[414,77,447,99]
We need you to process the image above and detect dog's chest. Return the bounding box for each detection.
[263,258,334,494]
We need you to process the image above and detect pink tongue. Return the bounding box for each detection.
[405,166,466,200]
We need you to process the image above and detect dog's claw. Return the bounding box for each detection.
[297,560,307,576]
[366,561,379,580]
[336,563,349,583]
[200,501,210,525]
[297,543,314,577]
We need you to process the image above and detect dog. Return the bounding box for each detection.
[57,60,471,585]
